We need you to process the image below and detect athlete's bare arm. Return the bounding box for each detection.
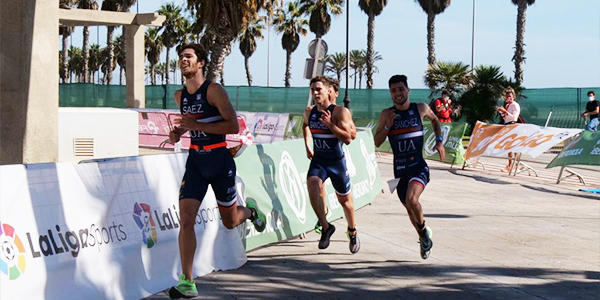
[345,107,357,140]
[303,106,314,160]
[321,106,353,145]
[374,108,395,147]
[418,103,446,161]
[174,83,239,134]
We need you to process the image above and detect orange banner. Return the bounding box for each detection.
[465,122,582,159]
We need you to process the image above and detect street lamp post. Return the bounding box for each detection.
[343,0,350,108]
[471,0,476,72]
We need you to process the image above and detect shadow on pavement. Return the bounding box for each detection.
[145,257,599,299]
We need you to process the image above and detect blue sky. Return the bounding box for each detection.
[67,0,600,89]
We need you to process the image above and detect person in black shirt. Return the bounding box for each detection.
[581,90,599,131]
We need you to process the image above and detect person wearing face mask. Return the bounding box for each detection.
[581,91,599,131]
[496,87,521,172]
[433,91,453,123]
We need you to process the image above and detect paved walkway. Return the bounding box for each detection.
[145,154,600,300]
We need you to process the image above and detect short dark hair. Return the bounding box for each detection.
[388,75,408,88]
[310,75,332,88]
[327,77,340,92]
[587,90,595,96]
[442,90,450,96]
[177,43,208,73]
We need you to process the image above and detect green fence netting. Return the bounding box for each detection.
[60,84,598,128]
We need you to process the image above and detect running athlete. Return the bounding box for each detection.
[303,76,360,254]
[374,75,445,260]
[311,77,356,234]
[168,44,267,299]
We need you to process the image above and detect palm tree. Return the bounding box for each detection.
[158,3,185,86]
[77,0,99,83]
[239,16,265,86]
[156,62,167,84]
[459,65,507,132]
[145,28,162,85]
[299,0,343,39]
[424,61,472,97]
[274,1,308,87]
[169,59,179,84]
[114,34,126,85]
[325,52,347,81]
[512,0,535,84]
[101,0,137,84]
[68,46,84,83]
[415,0,451,66]
[186,1,267,82]
[358,0,387,89]
[88,44,102,83]
[349,50,366,89]
[59,0,75,83]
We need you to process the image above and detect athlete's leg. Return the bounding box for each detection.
[404,181,426,234]
[308,176,329,230]
[219,204,252,229]
[336,193,356,231]
[178,198,202,281]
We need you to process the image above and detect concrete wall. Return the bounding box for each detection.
[58,108,138,163]
[0,0,59,164]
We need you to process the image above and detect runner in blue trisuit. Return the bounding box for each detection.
[374,75,446,259]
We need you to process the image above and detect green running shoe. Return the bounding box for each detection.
[419,226,433,259]
[246,198,266,232]
[168,274,198,299]
[314,208,331,234]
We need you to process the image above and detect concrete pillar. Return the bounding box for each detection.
[1,0,59,164]
[126,24,145,108]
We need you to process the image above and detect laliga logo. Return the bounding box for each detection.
[360,138,378,189]
[253,119,264,136]
[278,151,307,224]
[147,121,159,135]
[132,203,158,249]
[424,125,450,156]
[0,222,26,280]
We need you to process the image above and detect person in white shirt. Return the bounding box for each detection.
[496,87,521,172]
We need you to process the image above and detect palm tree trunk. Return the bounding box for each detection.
[245,56,252,86]
[107,26,115,84]
[285,51,292,87]
[151,64,156,85]
[427,12,436,65]
[220,69,225,86]
[165,48,170,86]
[353,71,357,89]
[359,71,363,89]
[83,26,90,83]
[62,33,69,83]
[207,34,233,82]
[366,11,375,89]
[514,1,527,84]
[120,68,124,85]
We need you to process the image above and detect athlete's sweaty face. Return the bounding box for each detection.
[389,82,410,106]
[179,48,204,78]
[311,81,331,107]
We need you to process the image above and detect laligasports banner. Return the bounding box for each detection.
[237,112,289,144]
[237,130,382,250]
[465,121,583,159]
[546,131,600,168]
[0,155,247,300]
[0,131,382,300]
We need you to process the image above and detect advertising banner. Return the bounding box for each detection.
[0,155,246,300]
[546,131,600,168]
[238,112,289,144]
[422,122,468,165]
[236,130,382,250]
[465,121,583,159]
